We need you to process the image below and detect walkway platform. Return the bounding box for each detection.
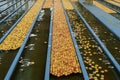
[78,0,120,39]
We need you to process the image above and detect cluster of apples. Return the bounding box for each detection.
[0,0,44,50]
[50,0,81,77]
